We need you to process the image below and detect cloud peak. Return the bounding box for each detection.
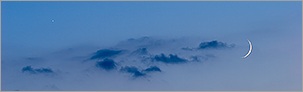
[90,49,123,60]
[153,53,187,64]
[198,40,234,49]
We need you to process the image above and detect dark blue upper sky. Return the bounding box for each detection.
[2,2,301,52]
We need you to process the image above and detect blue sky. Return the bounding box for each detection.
[2,1,302,91]
[3,2,300,53]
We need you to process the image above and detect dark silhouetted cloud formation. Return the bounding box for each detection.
[120,66,146,77]
[22,66,54,74]
[96,58,117,71]
[143,66,161,72]
[90,49,123,60]
[131,48,148,55]
[198,40,234,49]
[153,53,187,64]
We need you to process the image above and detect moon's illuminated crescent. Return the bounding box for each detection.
[243,39,252,58]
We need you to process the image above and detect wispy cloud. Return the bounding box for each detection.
[19,37,234,78]
[120,66,146,77]
[152,54,187,64]
[22,66,54,74]
[81,37,234,78]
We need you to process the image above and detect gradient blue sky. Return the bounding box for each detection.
[2,1,302,91]
[3,2,301,55]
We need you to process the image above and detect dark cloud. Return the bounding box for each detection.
[143,66,161,72]
[153,53,187,64]
[120,66,146,77]
[22,66,53,74]
[90,49,122,60]
[96,58,117,71]
[198,40,234,49]
[120,66,161,77]
[131,48,148,55]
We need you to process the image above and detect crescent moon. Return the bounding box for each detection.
[242,39,252,58]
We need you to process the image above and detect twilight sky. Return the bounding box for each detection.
[1,1,302,91]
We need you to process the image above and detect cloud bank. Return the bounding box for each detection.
[2,36,301,91]
[81,37,235,78]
